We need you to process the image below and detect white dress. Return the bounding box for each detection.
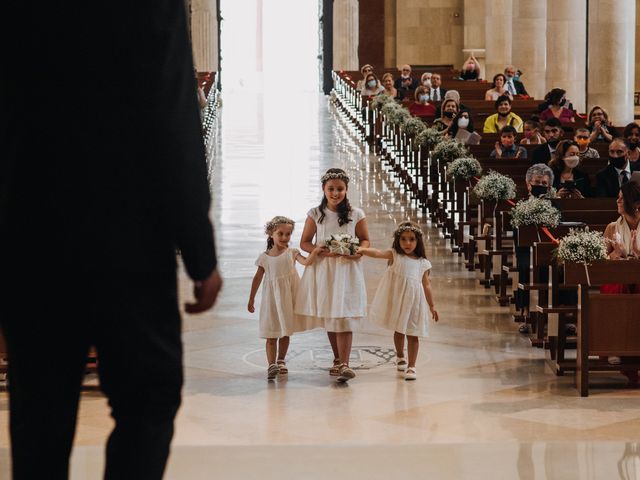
[368,250,432,337]
[255,248,316,338]
[295,207,367,332]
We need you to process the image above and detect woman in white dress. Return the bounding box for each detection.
[358,222,438,381]
[295,169,370,383]
[484,73,513,102]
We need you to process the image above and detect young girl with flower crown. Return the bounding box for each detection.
[248,216,322,380]
[358,221,438,381]
[295,168,370,383]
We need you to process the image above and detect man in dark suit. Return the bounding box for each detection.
[393,64,419,94]
[1,2,222,479]
[504,65,528,96]
[429,73,448,102]
[596,138,640,197]
[531,118,564,164]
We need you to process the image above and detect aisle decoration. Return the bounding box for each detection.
[431,138,469,164]
[370,94,395,110]
[446,157,482,181]
[510,197,561,229]
[473,171,516,201]
[556,228,607,265]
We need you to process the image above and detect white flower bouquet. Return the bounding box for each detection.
[369,94,395,110]
[556,228,607,264]
[473,170,517,201]
[510,197,561,228]
[413,127,443,151]
[402,117,427,137]
[325,234,361,255]
[431,138,469,164]
[446,157,482,181]
[381,102,411,126]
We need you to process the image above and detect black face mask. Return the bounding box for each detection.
[610,156,627,169]
[531,185,549,197]
[548,139,560,147]
[444,111,456,118]
[626,140,639,150]
[498,111,510,118]
[559,98,566,107]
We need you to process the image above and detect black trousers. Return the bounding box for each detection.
[1,271,183,480]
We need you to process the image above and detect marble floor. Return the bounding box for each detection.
[2,92,640,479]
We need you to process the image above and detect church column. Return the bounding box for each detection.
[190,0,219,72]
[484,0,512,80]
[588,0,636,125]
[333,0,359,70]
[463,0,486,79]
[545,0,586,113]
[511,0,547,100]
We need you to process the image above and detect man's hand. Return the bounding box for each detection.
[185,269,223,314]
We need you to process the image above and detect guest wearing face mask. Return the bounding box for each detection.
[434,90,468,117]
[520,120,546,145]
[539,88,575,123]
[394,64,419,93]
[574,128,600,160]
[531,118,564,165]
[361,72,385,97]
[482,95,523,133]
[490,126,527,159]
[596,138,640,197]
[504,65,528,96]
[432,98,458,135]
[587,105,619,143]
[623,122,640,163]
[448,108,478,144]
[460,54,480,81]
[420,72,432,90]
[408,86,436,118]
[356,64,374,91]
[549,140,591,199]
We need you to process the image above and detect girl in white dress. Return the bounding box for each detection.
[248,216,322,379]
[358,221,439,381]
[295,168,370,383]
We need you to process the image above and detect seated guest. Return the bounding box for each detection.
[381,73,402,100]
[596,138,640,197]
[504,65,528,96]
[623,122,640,163]
[549,140,591,198]
[587,105,619,143]
[420,72,432,89]
[531,118,564,164]
[539,88,575,123]
[432,98,459,135]
[394,64,419,94]
[574,127,600,160]
[460,54,481,80]
[435,90,468,117]
[361,72,385,97]
[356,64,374,90]
[482,95,524,133]
[407,86,436,118]
[520,119,546,145]
[448,108,477,142]
[429,73,447,102]
[490,125,527,159]
[484,74,513,101]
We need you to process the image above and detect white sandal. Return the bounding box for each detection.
[396,357,408,372]
[405,367,417,381]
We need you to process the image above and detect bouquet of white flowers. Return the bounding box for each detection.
[413,127,443,151]
[510,197,561,228]
[369,94,395,110]
[556,228,607,264]
[402,117,427,137]
[473,170,517,201]
[326,234,360,255]
[446,157,482,181]
[431,138,469,164]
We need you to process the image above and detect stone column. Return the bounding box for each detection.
[463,0,486,79]
[545,0,586,113]
[512,1,547,100]
[191,0,219,72]
[484,0,512,80]
[588,0,636,125]
[333,0,359,70]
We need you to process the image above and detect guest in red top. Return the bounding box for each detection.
[408,86,436,118]
[539,88,575,123]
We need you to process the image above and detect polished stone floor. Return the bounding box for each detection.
[2,92,640,479]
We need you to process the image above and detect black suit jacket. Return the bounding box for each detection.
[513,80,528,96]
[394,77,419,92]
[1,1,217,280]
[596,164,640,198]
[531,144,553,165]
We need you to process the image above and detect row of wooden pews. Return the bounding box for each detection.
[332,70,639,396]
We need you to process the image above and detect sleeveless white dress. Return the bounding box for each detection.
[368,250,432,337]
[295,207,367,332]
[255,248,317,338]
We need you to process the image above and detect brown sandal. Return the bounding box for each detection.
[277,359,288,375]
[329,358,341,376]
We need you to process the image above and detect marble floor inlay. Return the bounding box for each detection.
[2,92,640,478]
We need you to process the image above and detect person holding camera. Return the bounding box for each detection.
[549,140,592,198]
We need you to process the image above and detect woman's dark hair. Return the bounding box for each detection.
[623,122,640,138]
[587,105,609,126]
[318,168,352,226]
[499,125,518,136]
[621,181,640,216]
[524,119,542,131]
[364,73,380,88]
[549,140,579,170]
[391,221,427,259]
[448,108,474,137]
[545,88,566,106]
[492,73,506,88]
[494,95,512,109]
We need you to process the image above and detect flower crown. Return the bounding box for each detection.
[321,171,350,184]
[264,216,295,235]
[394,224,423,237]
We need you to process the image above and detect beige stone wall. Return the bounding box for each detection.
[191,0,219,72]
[384,0,397,68]
[392,0,464,68]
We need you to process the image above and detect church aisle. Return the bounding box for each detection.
[1,92,640,479]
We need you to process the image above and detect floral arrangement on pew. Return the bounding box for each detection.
[369,94,395,110]
[555,228,607,264]
[446,157,482,182]
[510,197,561,229]
[431,138,469,164]
[326,233,361,255]
[413,127,443,151]
[402,117,427,137]
[381,103,411,127]
[473,170,517,201]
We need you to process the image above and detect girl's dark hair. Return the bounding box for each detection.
[448,108,474,137]
[549,139,579,170]
[621,181,640,216]
[492,73,506,88]
[623,122,640,138]
[545,88,566,105]
[524,119,541,130]
[318,168,352,225]
[391,221,427,259]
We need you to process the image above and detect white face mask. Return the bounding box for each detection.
[423,79,431,88]
[457,118,469,128]
[564,155,580,168]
